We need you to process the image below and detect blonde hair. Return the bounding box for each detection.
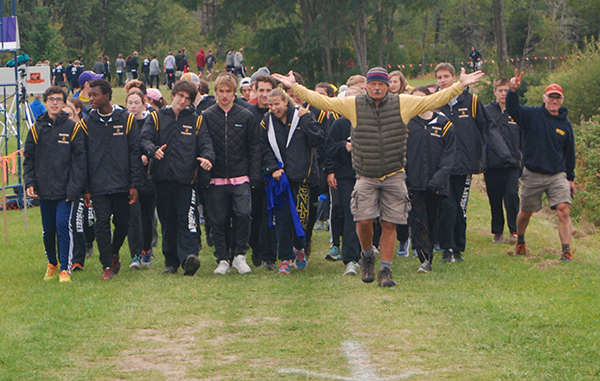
[346,75,366,87]
[214,73,238,91]
[388,70,409,94]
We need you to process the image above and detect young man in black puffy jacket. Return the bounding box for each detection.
[24,86,87,283]
[203,73,262,275]
[80,80,142,281]
[140,80,215,276]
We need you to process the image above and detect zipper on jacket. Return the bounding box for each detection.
[225,111,228,177]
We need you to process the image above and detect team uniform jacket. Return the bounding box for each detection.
[201,103,262,185]
[80,106,143,196]
[134,116,154,194]
[24,111,86,201]
[506,91,576,180]
[261,104,324,186]
[140,106,215,185]
[325,117,354,180]
[485,101,523,169]
[437,89,489,176]
[405,112,455,196]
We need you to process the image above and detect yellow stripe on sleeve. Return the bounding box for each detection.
[196,115,203,134]
[472,95,478,119]
[442,121,452,137]
[31,123,38,144]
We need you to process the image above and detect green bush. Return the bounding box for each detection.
[526,39,600,121]
[571,117,600,225]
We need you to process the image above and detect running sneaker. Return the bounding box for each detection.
[343,261,360,276]
[262,260,277,271]
[214,260,231,275]
[112,254,121,275]
[441,250,454,263]
[515,243,528,256]
[325,246,341,261]
[453,252,465,262]
[141,251,153,267]
[232,255,252,274]
[397,238,411,257]
[44,263,59,280]
[492,234,504,244]
[162,266,177,274]
[560,250,575,261]
[71,263,84,272]
[417,261,432,274]
[377,268,396,287]
[277,260,291,274]
[183,255,201,276]
[508,233,518,244]
[129,255,142,269]
[295,248,307,270]
[433,243,441,252]
[59,270,72,283]
[101,267,114,280]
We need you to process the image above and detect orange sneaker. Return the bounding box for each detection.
[44,263,59,280]
[560,249,575,261]
[59,270,72,283]
[515,243,528,256]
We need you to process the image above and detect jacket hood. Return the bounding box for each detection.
[200,49,205,54]
[541,103,569,120]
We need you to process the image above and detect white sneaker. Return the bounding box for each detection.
[214,260,230,275]
[343,261,360,276]
[232,255,251,274]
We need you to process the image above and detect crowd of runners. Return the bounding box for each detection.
[24,55,576,286]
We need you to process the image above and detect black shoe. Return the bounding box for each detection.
[359,252,376,284]
[251,251,262,267]
[262,260,277,271]
[162,266,178,274]
[441,250,453,263]
[206,233,214,247]
[377,268,396,287]
[183,255,201,276]
[453,252,465,262]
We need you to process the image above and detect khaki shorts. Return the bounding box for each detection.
[520,168,572,212]
[350,172,411,224]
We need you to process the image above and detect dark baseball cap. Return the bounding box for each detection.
[78,71,103,86]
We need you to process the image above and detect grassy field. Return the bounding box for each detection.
[0,175,599,380]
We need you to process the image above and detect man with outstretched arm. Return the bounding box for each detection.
[272,67,484,287]
[506,70,576,261]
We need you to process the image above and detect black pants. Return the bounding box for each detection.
[143,72,150,85]
[117,72,124,87]
[274,182,311,261]
[166,69,175,89]
[93,193,130,268]
[396,224,410,243]
[71,199,95,266]
[303,185,319,246]
[150,74,160,89]
[337,178,360,264]
[484,167,520,235]
[154,182,200,269]
[329,187,344,247]
[206,183,252,262]
[249,186,277,262]
[439,175,471,253]
[127,192,155,257]
[410,191,444,264]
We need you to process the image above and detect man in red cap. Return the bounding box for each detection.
[507,70,576,261]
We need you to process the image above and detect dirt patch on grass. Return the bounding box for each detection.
[532,259,561,269]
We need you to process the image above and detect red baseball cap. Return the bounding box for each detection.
[544,83,563,96]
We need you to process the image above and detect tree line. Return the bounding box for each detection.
[6,0,600,85]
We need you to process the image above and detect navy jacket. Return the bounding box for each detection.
[261,105,324,186]
[485,101,522,169]
[506,90,576,180]
[140,106,215,185]
[24,112,86,201]
[81,106,143,196]
[405,112,455,196]
[325,117,355,180]
[437,89,488,176]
